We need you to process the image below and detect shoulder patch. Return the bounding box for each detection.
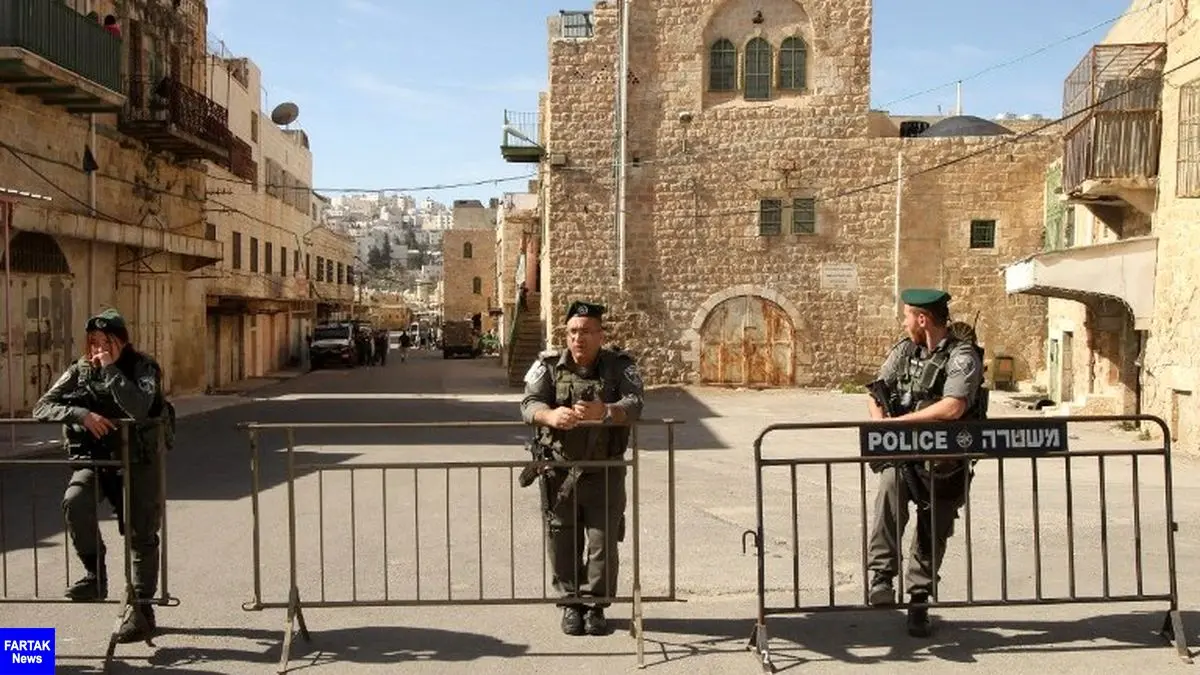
[949,348,979,376]
[623,363,643,389]
[524,359,550,385]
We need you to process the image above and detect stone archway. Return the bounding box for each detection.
[686,286,801,386]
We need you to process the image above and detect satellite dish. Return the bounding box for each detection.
[271,101,300,126]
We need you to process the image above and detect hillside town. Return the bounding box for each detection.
[0,0,1199,672]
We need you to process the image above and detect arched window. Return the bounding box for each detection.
[472,277,482,294]
[744,38,772,100]
[779,36,807,91]
[709,38,736,91]
[463,242,473,258]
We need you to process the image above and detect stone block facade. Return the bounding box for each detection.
[442,228,498,327]
[0,69,217,406]
[534,0,1056,388]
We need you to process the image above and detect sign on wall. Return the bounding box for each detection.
[819,263,859,292]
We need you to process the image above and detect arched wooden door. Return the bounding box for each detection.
[0,232,75,416]
[699,295,795,386]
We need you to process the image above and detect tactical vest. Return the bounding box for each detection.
[894,337,988,420]
[538,350,631,460]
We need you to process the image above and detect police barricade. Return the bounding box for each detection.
[239,419,682,673]
[743,415,1188,673]
[0,418,177,674]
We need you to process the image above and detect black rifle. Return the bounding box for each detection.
[517,385,600,512]
[864,379,932,511]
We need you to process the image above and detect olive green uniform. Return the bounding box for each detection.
[520,347,644,607]
[866,335,984,597]
[33,346,166,601]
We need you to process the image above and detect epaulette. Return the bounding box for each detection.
[537,348,560,360]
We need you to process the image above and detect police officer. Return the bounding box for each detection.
[865,289,984,637]
[520,301,644,636]
[32,309,168,644]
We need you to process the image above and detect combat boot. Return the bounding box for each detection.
[115,602,156,644]
[560,605,585,636]
[65,556,107,601]
[584,606,609,636]
[906,592,931,638]
[868,572,894,606]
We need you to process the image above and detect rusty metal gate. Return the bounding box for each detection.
[699,295,794,387]
[241,419,682,673]
[744,415,1189,672]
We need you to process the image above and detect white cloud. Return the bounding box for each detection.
[342,0,385,15]
[343,71,455,113]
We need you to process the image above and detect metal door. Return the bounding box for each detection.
[0,274,75,416]
[1048,338,1061,403]
[1061,331,1075,402]
[699,295,795,386]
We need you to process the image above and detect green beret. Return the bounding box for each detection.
[900,288,951,309]
[86,308,127,334]
[565,301,605,323]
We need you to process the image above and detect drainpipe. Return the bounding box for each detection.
[1134,329,1145,417]
[893,149,903,317]
[4,201,13,450]
[614,0,630,292]
[86,0,96,312]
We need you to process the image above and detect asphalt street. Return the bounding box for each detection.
[1,347,1199,674]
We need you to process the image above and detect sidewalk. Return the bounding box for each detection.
[0,368,306,460]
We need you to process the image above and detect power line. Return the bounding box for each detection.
[876,0,1166,109]
[683,49,1194,221]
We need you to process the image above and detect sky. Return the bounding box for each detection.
[206,0,1135,204]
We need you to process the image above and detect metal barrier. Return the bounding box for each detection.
[743,415,1189,672]
[240,419,682,673]
[0,418,178,674]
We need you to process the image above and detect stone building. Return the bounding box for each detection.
[203,52,355,389]
[452,199,499,231]
[494,192,540,345]
[1005,0,1200,453]
[501,0,1058,388]
[0,0,228,412]
[441,228,497,330]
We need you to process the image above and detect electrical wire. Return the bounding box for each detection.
[876,0,1167,109]
[0,40,1187,248]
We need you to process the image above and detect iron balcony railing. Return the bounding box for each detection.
[502,110,539,148]
[125,76,233,151]
[0,0,123,92]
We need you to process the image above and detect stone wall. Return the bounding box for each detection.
[539,0,1056,387]
[1141,10,1200,451]
[441,228,497,326]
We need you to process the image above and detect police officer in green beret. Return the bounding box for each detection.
[520,301,645,636]
[32,308,170,643]
[865,289,985,637]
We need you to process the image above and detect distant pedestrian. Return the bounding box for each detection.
[398,331,411,362]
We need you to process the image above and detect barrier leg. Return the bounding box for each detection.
[278,585,310,674]
[632,586,645,668]
[1161,610,1192,664]
[101,584,135,674]
[749,622,774,673]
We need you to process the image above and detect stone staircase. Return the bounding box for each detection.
[507,292,546,387]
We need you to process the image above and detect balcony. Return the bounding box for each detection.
[0,0,124,112]
[120,77,231,163]
[1061,43,1166,214]
[501,110,544,163]
[1004,236,1158,329]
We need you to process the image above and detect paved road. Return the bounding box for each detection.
[2,348,1199,674]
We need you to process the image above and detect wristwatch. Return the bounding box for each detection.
[601,406,613,424]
